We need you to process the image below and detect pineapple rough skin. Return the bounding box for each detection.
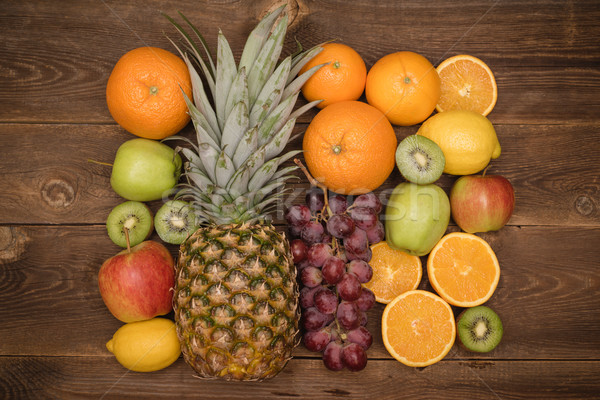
[173,223,300,381]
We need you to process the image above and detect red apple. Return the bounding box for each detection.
[98,240,174,323]
[450,174,515,233]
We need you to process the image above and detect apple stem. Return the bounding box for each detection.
[87,158,113,167]
[482,166,490,177]
[124,227,131,253]
[294,158,332,217]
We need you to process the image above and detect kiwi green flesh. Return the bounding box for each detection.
[106,201,153,248]
[395,135,445,185]
[155,200,198,245]
[457,306,503,353]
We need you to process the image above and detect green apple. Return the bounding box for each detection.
[385,182,450,257]
[110,138,182,201]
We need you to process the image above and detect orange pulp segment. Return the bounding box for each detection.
[363,241,422,304]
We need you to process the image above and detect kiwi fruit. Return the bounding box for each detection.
[106,201,154,248]
[395,134,445,184]
[154,200,199,245]
[456,305,503,353]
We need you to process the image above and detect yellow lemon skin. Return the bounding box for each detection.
[106,318,181,372]
[417,110,501,175]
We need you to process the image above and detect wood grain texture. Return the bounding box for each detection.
[1,0,599,397]
[1,356,598,399]
[0,123,598,226]
[0,1,599,124]
[1,225,598,361]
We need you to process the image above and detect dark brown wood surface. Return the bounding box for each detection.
[1,1,599,399]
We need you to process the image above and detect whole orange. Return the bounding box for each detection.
[302,101,397,195]
[106,47,193,140]
[300,43,367,109]
[365,51,440,126]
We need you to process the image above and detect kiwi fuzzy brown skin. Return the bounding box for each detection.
[456,305,504,353]
[106,201,154,248]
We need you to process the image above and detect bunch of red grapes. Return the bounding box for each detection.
[285,188,384,372]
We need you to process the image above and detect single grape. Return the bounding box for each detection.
[349,206,378,230]
[313,287,338,315]
[307,243,333,267]
[346,260,373,284]
[301,221,324,245]
[355,287,376,311]
[290,239,308,264]
[285,204,311,226]
[352,192,382,214]
[326,214,355,239]
[364,221,385,244]
[337,273,362,301]
[322,256,346,285]
[300,266,323,288]
[306,188,325,213]
[300,286,320,309]
[359,310,368,326]
[323,341,344,371]
[328,195,348,214]
[344,228,369,254]
[303,328,331,352]
[346,326,373,350]
[341,343,368,372]
[336,301,360,330]
[345,247,372,263]
[302,307,333,331]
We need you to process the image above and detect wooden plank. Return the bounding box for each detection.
[1,225,598,360]
[1,356,598,399]
[0,123,598,226]
[0,1,598,125]
[3,0,597,67]
[293,0,600,68]
[0,124,123,225]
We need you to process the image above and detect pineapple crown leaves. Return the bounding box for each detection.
[164,5,324,225]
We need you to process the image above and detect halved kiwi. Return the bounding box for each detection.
[106,201,154,248]
[155,200,199,245]
[456,305,503,353]
[395,134,445,184]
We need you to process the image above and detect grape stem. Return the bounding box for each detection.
[294,158,332,217]
[333,318,348,344]
[331,236,342,255]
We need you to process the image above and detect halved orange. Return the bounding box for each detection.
[427,232,500,307]
[435,54,497,116]
[382,290,455,367]
[363,241,422,304]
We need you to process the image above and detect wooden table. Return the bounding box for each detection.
[1,1,599,398]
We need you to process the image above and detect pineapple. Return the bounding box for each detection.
[165,6,324,381]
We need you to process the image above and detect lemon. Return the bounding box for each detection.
[417,110,501,175]
[106,318,181,372]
